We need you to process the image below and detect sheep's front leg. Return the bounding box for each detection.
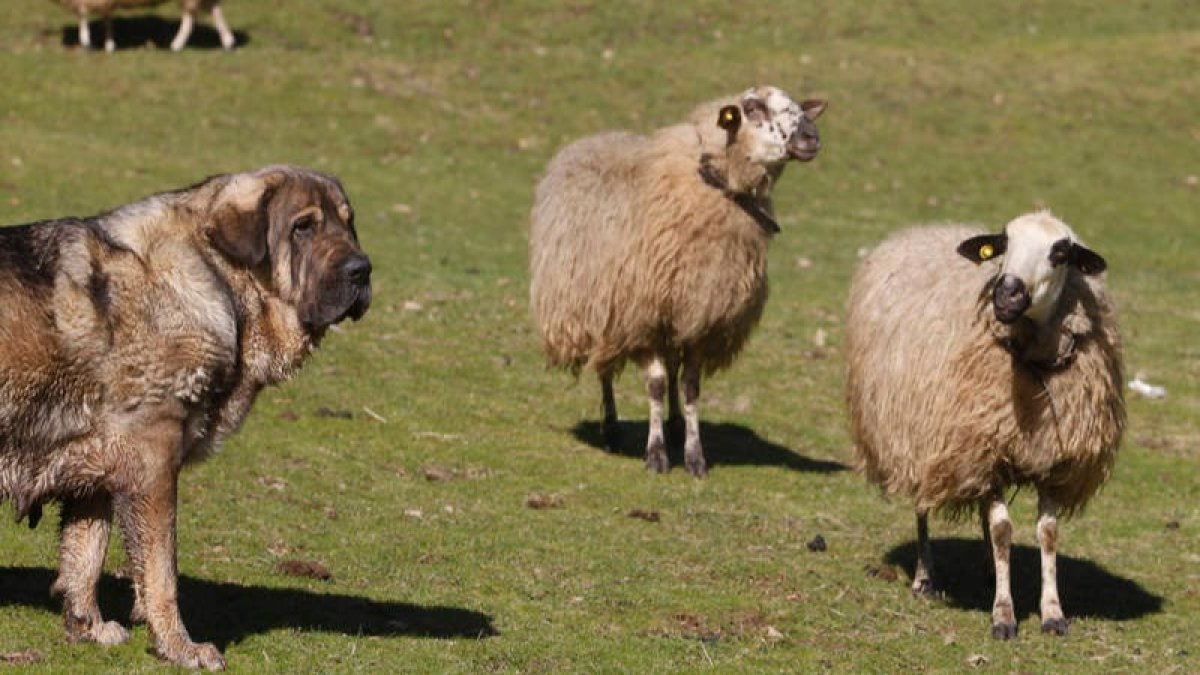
[986,497,1017,639]
[170,11,195,51]
[600,373,620,452]
[211,4,236,50]
[644,358,669,473]
[911,509,935,596]
[51,494,129,646]
[1037,491,1067,635]
[77,11,92,49]
[681,354,706,478]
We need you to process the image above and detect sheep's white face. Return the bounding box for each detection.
[957,212,1107,325]
[738,86,825,164]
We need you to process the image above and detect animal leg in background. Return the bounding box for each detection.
[210,3,235,49]
[169,10,193,51]
[103,13,115,52]
[681,352,705,478]
[986,497,1017,639]
[76,9,92,48]
[644,357,669,473]
[1037,491,1068,635]
[601,373,619,451]
[51,494,129,646]
[912,509,935,596]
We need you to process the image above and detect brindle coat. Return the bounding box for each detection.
[0,165,371,670]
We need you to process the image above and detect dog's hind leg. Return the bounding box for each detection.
[211,3,235,50]
[118,421,225,670]
[51,494,129,646]
[170,11,195,51]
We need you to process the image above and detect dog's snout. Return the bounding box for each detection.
[992,274,1030,324]
[342,255,372,286]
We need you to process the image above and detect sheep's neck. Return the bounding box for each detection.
[696,157,779,234]
[997,315,1078,375]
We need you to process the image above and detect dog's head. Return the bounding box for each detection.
[207,165,371,332]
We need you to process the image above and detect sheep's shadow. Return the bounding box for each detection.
[59,17,250,50]
[884,538,1162,621]
[571,419,847,473]
[0,566,496,649]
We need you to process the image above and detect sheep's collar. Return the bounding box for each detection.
[697,156,780,234]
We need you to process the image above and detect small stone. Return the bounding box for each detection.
[806,534,827,552]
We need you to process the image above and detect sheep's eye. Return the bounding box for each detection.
[1048,239,1071,266]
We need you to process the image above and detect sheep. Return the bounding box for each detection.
[53,0,234,52]
[529,86,826,477]
[845,212,1125,639]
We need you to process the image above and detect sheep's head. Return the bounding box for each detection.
[958,212,1107,325]
[717,86,826,165]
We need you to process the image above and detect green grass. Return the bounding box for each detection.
[1,1,1198,671]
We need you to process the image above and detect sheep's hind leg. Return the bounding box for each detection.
[170,11,195,51]
[681,353,706,478]
[103,14,115,52]
[911,509,936,596]
[643,358,669,473]
[986,497,1017,639]
[665,353,683,445]
[600,373,620,452]
[1037,491,1067,635]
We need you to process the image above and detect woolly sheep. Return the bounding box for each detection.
[53,0,234,52]
[845,212,1124,639]
[530,86,826,477]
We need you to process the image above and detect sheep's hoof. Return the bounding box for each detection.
[645,440,669,473]
[991,622,1018,640]
[685,454,708,478]
[1041,617,1068,636]
[911,578,936,597]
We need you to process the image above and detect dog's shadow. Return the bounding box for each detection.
[571,420,848,473]
[884,538,1163,621]
[0,566,496,648]
[59,16,250,50]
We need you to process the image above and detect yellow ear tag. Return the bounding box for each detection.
[979,243,994,260]
[721,109,735,125]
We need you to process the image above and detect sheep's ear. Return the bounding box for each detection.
[957,234,1007,264]
[800,99,827,120]
[717,105,741,133]
[1069,244,1107,275]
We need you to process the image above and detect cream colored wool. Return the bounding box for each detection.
[530,97,782,379]
[846,225,1125,517]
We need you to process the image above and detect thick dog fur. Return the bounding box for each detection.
[0,165,371,669]
[54,0,235,51]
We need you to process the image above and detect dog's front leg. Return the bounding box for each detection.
[119,421,225,671]
[51,493,129,646]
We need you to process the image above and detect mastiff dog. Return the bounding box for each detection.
[0,165,371,669]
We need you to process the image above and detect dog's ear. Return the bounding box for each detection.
[209,170,286,267]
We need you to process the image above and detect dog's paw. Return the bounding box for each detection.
[91,620,130,646]
[161,640,226,671]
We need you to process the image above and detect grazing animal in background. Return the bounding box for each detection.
[530,86,826,477]
[54,0,235,52]
[845,212,1124,639]
[0,165,371,669]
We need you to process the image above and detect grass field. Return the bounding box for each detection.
[1,1,1198,671]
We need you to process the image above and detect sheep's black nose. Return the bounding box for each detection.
[992,274,1030,324]
[342,255,372,286]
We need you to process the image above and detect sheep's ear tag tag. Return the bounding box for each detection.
[979,243,995,260]
[718,105,740,131]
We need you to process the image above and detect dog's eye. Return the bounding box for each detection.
[292,215,316,233]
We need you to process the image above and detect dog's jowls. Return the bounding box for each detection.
[0,165,370,670]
